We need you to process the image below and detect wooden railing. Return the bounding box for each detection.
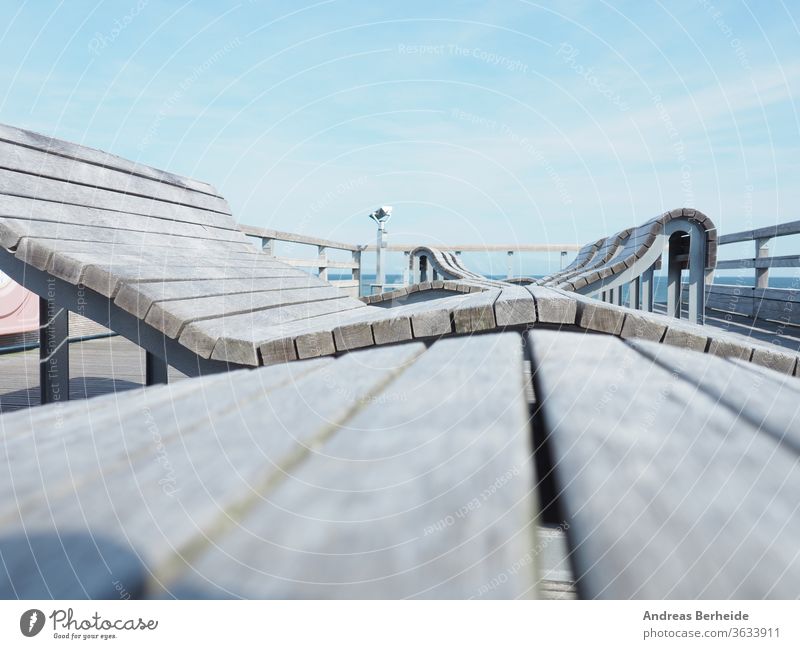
[716,219,800,287]
[362,243,582,284]
[706,220,800,326]
[239,225,363,297]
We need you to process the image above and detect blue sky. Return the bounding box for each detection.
[1,1,798,274]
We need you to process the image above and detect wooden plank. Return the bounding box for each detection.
[239,225,361,252]
[15,237,258,274]
[0,139,229,214]
[716,255,800,269]
[630,339,800,436]
[452,289,500,333]
[0,168,235,230]
[114,273,323,319]
[0,345,425,597]
[0,123,219,196]
[529,329,800,598]
[571,292,625,335]
[179,297,365,363]
[526,287,577,324]
[145,287,346,339]
[257,293,473,364]
[0,215,249,253]
[280,258,359,270]
[166,332,536,598]
[0,194,245,243]
[494,285,537,327]
[46,255,289,298]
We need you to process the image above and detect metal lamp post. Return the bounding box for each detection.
[369,206,392,294]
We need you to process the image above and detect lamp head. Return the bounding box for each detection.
[369,206,392,225]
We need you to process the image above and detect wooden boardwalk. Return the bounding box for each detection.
[0,336,186,414]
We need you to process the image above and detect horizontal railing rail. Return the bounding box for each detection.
[716,219,800,288]
[361,243,582,253]
[239,224,363,296]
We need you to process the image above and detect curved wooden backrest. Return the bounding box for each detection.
[0,124,365,365]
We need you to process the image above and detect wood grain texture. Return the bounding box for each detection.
[0,123,219,196]
[529,329,800,598]
[166,333,536,598]
[0,337,537,599]
[0,139,229,214]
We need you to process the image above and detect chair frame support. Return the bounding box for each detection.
[0,248,241,404]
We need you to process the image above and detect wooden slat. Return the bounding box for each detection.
[529,329,800,598]
[0,209,250,250]
[165,333,536,598]
[0,168,235,230]
[256,294,472,365]
[0,123,219,196]
[114,274,325,319]
[0,139,229,214]
[718,220,800,244]
[179,297,366,363]
[145,286,347,339]
[280,257,359,270]
[239,224,361,252]
[716,255,800,269]
[14,237,256,272]
[452,289,500,333]
[0,344,425,598]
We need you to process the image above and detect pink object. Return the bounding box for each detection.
[0,272,38,335]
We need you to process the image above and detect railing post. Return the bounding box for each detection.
[630,277,641,310]
[419,255,428,283]
[39,293,69,405]
[755,237,771,289]
[687,226,706,325]
[261,237,275,256]
[667,251,683,318]
[317,246,328,282]
[403,251,411,286]
[506,251,514,279]
[352,249,362,296]
[641,266,654,312]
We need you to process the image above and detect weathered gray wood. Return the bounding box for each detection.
[0,167,234,231]
[630,339,800,449]
[0,139,230,214]
[452,289,500,333]
[619,310,667,342]
[494,285,537,327]
[529,329,800,598]
[572,292,625,334]
[14,236,255,271]
[527,287,578,324]
[51,258,290,298]
[167,333,536,598]
[0,191,242,238]
[145,287,345,339]
[0,344,429,598]
[114,274,323,319]
[257,293,472,364]
[716,255,800,269]
[0,123,219,196]
[239,224,361,252]
[179,297,365,363]
[0,211,248,250]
